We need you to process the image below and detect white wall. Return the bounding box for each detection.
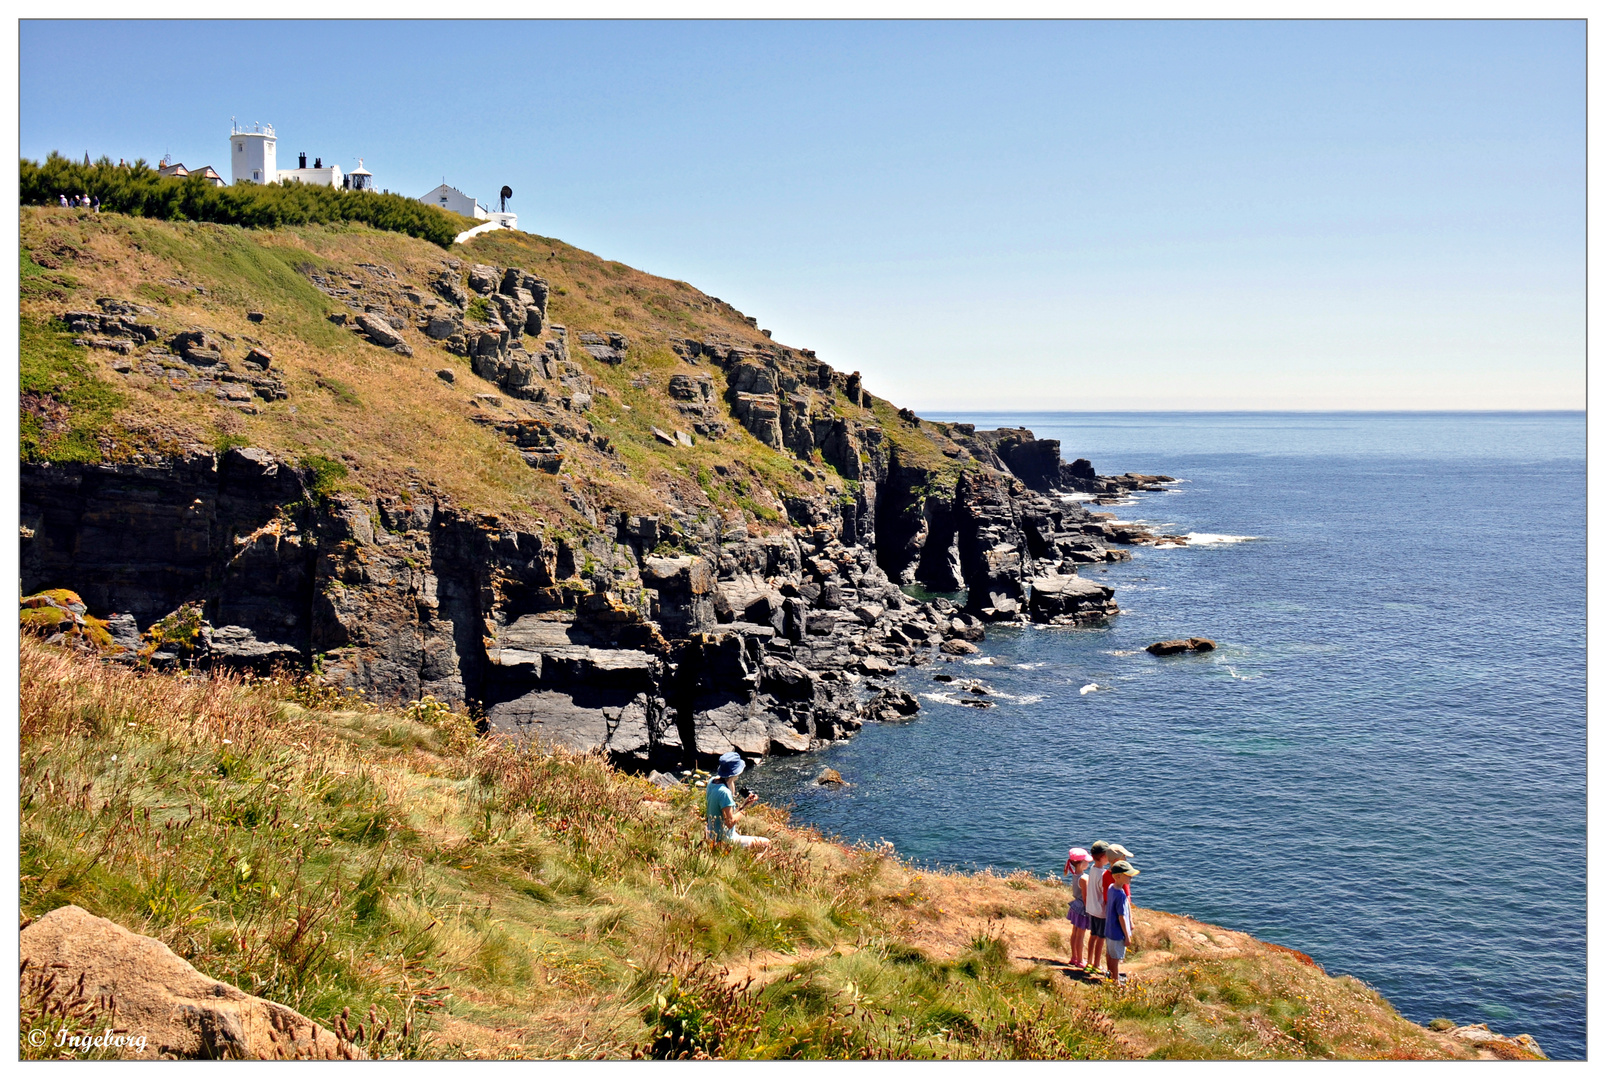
[421,183,486,219]
[230,132,276,185]
[279,166,345,189]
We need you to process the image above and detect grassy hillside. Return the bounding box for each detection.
[19,637,1479,1060]
[19,206,970,531]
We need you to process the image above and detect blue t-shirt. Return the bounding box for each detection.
[1105,887,1131,942]
[706,781,736,840]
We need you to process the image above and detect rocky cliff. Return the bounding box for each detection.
[20,209,1176,772]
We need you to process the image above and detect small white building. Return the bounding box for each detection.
[420,182,517,230]
[421,182,485,219]
[278,151,343,189]
[230,121,277,185]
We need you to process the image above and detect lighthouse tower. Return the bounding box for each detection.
[229,120,277,185]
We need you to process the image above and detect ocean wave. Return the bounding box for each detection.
[992,691,1044,705]
[963,656,998,665]
[1183,532,1261,546]
[921,692,965,706]
[1079,683,1100,695]
[1015,662,1045,670]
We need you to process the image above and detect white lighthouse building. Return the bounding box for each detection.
[229,120,277,185]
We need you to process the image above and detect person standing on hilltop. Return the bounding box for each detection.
[705,752,771,850]
[1100,845,1137,978]
[1103,860,1140,986]
[1063,846,1094,969]
[1082,840,1113,975]
[1104,843,1136,910]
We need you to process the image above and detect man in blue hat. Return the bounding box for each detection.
[706,751,771,849]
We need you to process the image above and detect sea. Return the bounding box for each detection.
[750,412,1586,1060]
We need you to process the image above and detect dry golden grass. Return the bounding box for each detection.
[19,637,1490,1060]
[21,206,969,533]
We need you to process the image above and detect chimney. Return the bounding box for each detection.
[314,156,322,169]
[299,152,307,168]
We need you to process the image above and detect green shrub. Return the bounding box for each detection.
[301,453,349,500]
[21,154,471,248]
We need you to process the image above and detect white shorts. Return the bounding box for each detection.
[727,831,769,847]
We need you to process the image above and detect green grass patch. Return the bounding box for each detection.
[300,453,349,500]
[20,317,128,463]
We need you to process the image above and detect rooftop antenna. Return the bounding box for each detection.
[500,185,512,212]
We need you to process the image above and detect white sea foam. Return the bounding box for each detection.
[1016,662,1044,670]
[1107,649,1141,657]
[1183,532,1261,546]
[992,691,1044,705]
[963,656,997,666]
[1079,683,1099,695]
[921,692,965,706]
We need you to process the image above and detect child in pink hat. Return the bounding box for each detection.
[1063,846,1094,969]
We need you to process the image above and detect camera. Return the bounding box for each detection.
[738,785,753,800]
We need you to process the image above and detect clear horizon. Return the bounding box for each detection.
[18,19,1584,411]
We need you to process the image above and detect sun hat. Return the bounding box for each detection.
[1109,860,1140,877]
[715,751,747,779]
[1090,840,1111,856]
[1110,844,1133,859]
[1067,847,1092,863]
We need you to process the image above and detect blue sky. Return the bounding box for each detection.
[19,19,1584,410]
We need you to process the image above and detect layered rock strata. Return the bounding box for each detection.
[24,254,1178,773]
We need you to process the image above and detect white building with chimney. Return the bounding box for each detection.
[229,120,375,191]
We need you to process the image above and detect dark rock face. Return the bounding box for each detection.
[28,255,1184,775]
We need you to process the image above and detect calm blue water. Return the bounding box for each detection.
[752,412,1585,1059]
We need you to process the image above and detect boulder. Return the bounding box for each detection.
[169,329,224,366]
[939,638,978,655]
[436,368,455,383]
[1146,637,1217,656]
[355,313,404,349]
[864,687,919,723]
[19,905,362,1059]
[424,316,459,340]
[816,767,847,786]
[668,374,711,402]
[206,625,303,672]
[242,347,273,371]
[1027,572,1118,624]
[577,331,626,365]
[467,264,501,295]
[1445,1024,1546,1061]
